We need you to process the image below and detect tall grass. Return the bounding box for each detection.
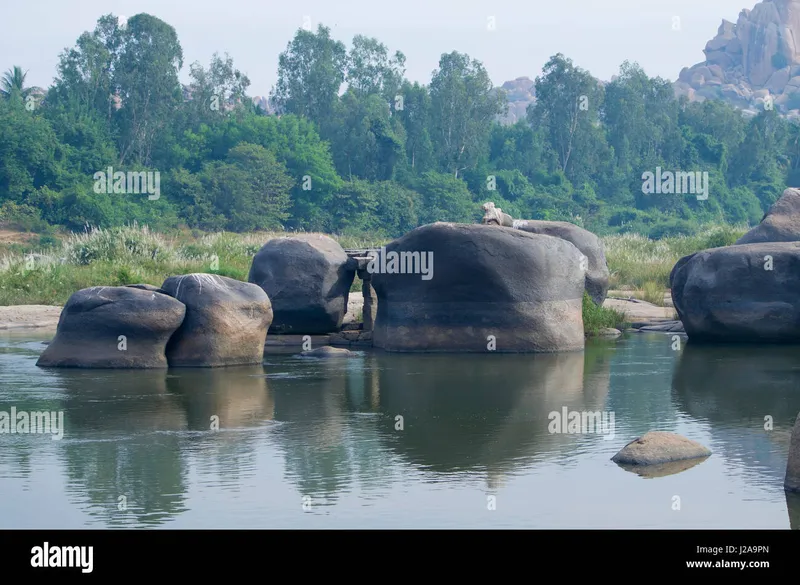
[0,222,749,306]
[0,224,388,305]
[602,223,748,290]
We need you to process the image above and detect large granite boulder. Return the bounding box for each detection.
[371,222,586,352]
[161,274,273,367]
[736,187,800,244]
[511,219,610,305]
[36,285,186,368]
[670,241,800,342]
[248,235,357,334]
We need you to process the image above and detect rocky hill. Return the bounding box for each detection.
[675,0,800,118]
[494,77,535,124]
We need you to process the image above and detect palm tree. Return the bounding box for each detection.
[1,66,31,99]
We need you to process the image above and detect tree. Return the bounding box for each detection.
[530,54,605,182]
[270,25,347,134]
[429,52,506,178]
[1,66,32,100]
[114,14,184,166]
[197,143,293,231]
[346,35,405,101]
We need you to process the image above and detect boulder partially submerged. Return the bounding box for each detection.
[36,285,186,368]
[161,274,273,367]
[670,242,800,342]
[612,431,711,466]
[248,234,357,334]
[371,222,586,352]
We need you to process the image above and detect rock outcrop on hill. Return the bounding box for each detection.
[675,0,800,118]
[494,77,535,124]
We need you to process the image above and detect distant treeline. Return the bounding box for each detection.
[1,13,798,238]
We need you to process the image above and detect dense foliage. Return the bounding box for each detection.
[1,13,797,238]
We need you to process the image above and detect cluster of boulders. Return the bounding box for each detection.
[37,276,273,368]
[675,0,800,118]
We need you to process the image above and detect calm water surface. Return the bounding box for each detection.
[1,330,799,528]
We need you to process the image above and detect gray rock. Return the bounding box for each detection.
[161,274,273,367]
[670,242,800,342]
[511,219,610,305]
[371,223,585,352]
[36,286,186,368]
[786,412,800,492]
[248,234,357,334]
[594,328,621,338]
[612,431,711,466]
[638,320,685,333]
[300,345,352,357]
[736,188,800,244]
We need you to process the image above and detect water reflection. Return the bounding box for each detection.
[53,369,186,526]
[672,343,800,487]
[52,366,274,526]
[371,346,612,484]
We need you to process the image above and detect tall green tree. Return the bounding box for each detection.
[429,52,506,178]
[270,25,347,135]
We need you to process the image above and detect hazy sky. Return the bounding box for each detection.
[3,0,752,96]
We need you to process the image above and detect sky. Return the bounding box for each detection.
[2,0,753,96]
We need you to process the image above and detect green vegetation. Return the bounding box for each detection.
[582,292,626,335]
[0,225,384,305]
[602,223,747,289]
[0,223,745,309]
[1,13,797,242]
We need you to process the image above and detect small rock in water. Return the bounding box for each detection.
[300,346,352,358]
[612,431,711,466]
[595,328,621,338]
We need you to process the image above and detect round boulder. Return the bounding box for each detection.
[612,431,711,466]
[248,234,357,334]
[161,274,273,367]
[670,242,800,342]
[371,222,586,352]
[736,188,800,244]
[36,285,186,368]
[511,220,610,305]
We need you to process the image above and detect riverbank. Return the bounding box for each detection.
[0,294,673,332]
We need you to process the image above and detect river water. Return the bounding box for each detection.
[0,330,798,528]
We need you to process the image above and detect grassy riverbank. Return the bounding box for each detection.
[0,222,747,312]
